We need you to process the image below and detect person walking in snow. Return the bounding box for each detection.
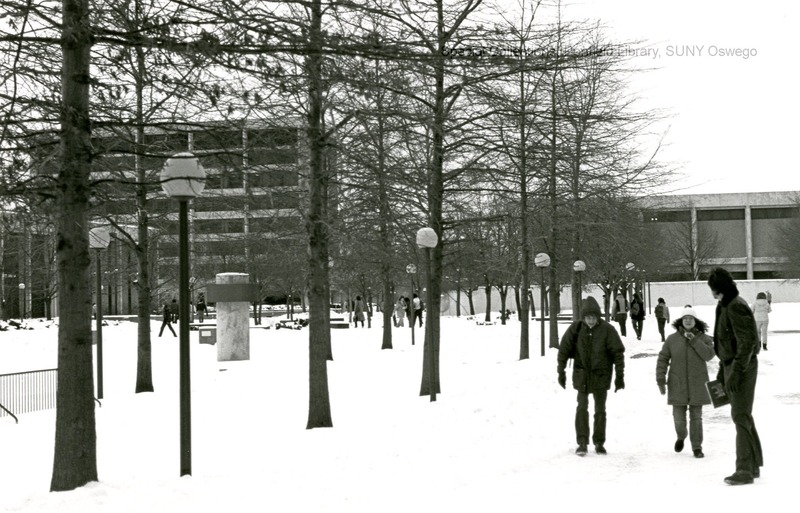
[654,297,671,342]
[751,292,771,351]
[611,293,628,337]
[708,267,764,485]
[629,292,645,340]
[656,306,715,458]
[411,293,423,328]
[557,296,626,456]
[353,295,366,328]
[393,296,406,327]
[195,295,207,323]
[158,302,177,337]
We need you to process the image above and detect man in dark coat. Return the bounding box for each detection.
[629,292,646,340]
[169,298,179,322]
[557,296,626,456]
[708,267,763,485]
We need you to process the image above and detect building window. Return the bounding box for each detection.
[248,148,298,166]
[250,168,299,187]
[195,218,245,234]
[247,128,298,148]
[697,209,745,221]
[646,210,691,223]
[751,207,800,220]
[205,168,244,189]
[193,129,243,151]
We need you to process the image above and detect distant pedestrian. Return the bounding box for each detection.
[353,296,366,328]
[765,290,772,305]
[654,297,670,342]
[412,293,423,328]
[393,296,406,327]
[708,267,763,485]
[92,303,97,320]
[630,292,645,340]
[557,296,625,456]
[656,306,715,458]
[196,296,207,323]
[751,292,771,351]
[159,302,177,337]
[169,298,179,322]
[611,293,628,337]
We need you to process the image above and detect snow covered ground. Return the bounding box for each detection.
[1,302,798,513]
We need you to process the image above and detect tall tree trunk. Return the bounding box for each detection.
[305,0,333,428]
[376,88,394,350]
[547,73,560,349]
[419,0,447,398]
[517,59,531,359]
[134,3,153,392]
[51,0,98,492]
[482,276,492,323]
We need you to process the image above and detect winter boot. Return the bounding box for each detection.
[724,470,754,485]
[674,439,684,453]
[576,444,588,456]
[595,445,607,455]
[693,449,704,458]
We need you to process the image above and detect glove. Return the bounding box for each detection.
[615,375,625,392]
[558,372,566,389]
[726,370,744,393]
[658,384,666,395]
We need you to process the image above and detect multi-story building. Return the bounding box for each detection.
[641,191,800,280]
[12,120,309,317]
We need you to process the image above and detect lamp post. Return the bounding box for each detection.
[455,267,461,317]
[89,227,111,399]
[417,227,438,401]
[406,263,416,345]
[573,260,586,319]
[17,283,25,321]
[161,152,205,477]
[534,253,551,357]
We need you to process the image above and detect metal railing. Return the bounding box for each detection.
[0,369,58,423]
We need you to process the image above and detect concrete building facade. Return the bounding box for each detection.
[641,191,800,280]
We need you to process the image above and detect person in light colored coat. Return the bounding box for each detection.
[751,292,771,350]
[656,306,716,458]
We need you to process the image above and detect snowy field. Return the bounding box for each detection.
[1,302,798,513]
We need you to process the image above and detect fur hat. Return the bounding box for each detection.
[581,296,602,318]
[672,305,708,333]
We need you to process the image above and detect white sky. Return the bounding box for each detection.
[1,305,797,512]
[558,0,800,195]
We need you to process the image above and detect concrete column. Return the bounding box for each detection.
[216,272,250,361]
[745,205,753,279]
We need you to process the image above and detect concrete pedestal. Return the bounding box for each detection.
[215,273,250,361]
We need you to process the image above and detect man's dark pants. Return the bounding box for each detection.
[724,356,763,474]
[576,390,607,445]
[631,318,643,339]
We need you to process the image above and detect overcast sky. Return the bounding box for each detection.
[554,0,800,196]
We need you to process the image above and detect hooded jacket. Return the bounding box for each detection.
[557,297,625,393]
[656,317,715,406]
[751,298,771,323]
